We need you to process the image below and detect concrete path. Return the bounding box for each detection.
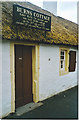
[5,86,78,119]
[16,102,43,116]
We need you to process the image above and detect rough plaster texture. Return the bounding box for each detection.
[39,44,77,101]
[1,40,11,117]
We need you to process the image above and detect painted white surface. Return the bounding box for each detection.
[0,40,2,117]
[39,44,77,101]
[0,3,2,117]
[1,40,11,117]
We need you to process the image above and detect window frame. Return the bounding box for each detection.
[59,48,69,76]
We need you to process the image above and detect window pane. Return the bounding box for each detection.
[61,56,64,59]
[61,51,64,55]
[61,64,63,68]
[61,61,63,64]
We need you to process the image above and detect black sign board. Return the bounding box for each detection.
[13,4,51,31]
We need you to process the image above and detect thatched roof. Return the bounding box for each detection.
[2,2,78,46]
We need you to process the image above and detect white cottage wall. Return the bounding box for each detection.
[2,40,11,117]
[0,40,2,117]
[0,3,2,117]
[39,44,77,101]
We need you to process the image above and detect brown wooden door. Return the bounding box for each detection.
[15,45,33,108]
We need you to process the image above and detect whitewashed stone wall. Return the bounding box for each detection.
[0,3,2,117]
[39,44,77,101]
[0,40,2,117]
[1,40,11,118]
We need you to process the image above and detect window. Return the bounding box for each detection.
[60,50,65,71]
[59,48,69,75]
[59,48,76,75]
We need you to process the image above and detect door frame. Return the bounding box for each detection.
[10,41,39,113]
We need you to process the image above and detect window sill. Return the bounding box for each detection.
[59,71,69,76]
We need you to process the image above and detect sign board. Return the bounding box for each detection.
[13,4,51,31]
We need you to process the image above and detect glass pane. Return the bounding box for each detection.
[61,64,63,68]
[61,56,64,59]
[61,61,63,65]
[61,51,64,55]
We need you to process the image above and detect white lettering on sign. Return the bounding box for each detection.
[23,9,32,16]
[33,12,50,21]
[44,16,50,21]
[19,13,26,17]
[17,7,22,13]
[13,4,51,31]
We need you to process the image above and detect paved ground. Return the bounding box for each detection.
[5,86,78,119]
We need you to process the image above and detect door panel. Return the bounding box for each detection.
[15,45,32,108]
[15,45,23,107]
[22,46,32,103]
